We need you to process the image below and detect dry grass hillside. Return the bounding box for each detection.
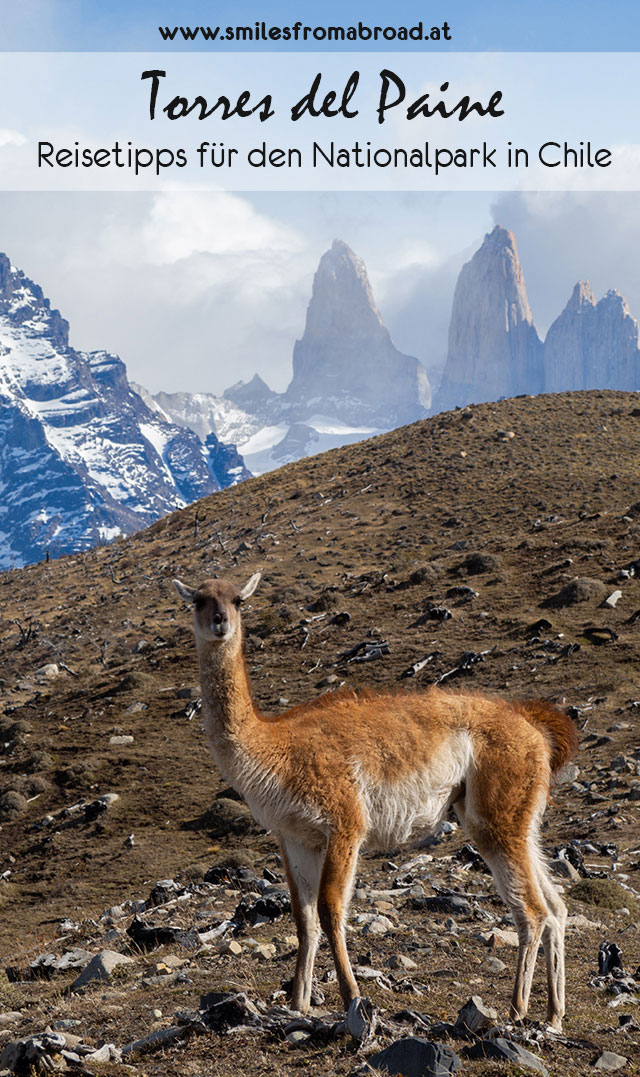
[0,390,639,1076]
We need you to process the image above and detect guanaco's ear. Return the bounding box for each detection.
[173,579,196,604]
[238,572,261,602]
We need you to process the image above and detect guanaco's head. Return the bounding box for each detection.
[173,573,261,644]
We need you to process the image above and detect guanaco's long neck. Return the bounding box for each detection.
[196,629,260,755]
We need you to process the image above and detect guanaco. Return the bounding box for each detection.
[174,573,577,1030]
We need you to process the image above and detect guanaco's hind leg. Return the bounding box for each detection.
[461,770,563,1028]
[317,830,362,1009]
[536,862,567,1030]
[279,835,323,1013]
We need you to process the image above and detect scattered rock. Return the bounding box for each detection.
[204,855,259,887]
[122,1025,186,1056]
[567,914,604,931]
[30,947,93,978]
[419,605,452,623]
[109,734,134,746]
[70,949,134,991]
[346,996,376,1042]
[481,955,507,974]
[599,942,624,975]
[465,1037,549,1074]
[413,894,472,916]
[386,954,418,971]
[198,990,263,1032]
[0,1032,67,1073]
[233,889,291,926]
[550,859,581,881]
[254,943,277,961]
[86,1043,123,1063]
[604,591,623,608]
[594,1050,628,1071]
[34,663,60,680]
[126,915,200,951]
[317,674,340,688]
[0,1013,22,1027]
[287,1028,310,1044]
[220,939,243,956]
[362,916,392,937]
[454,996,498,1036]
[583,627,618,646]
[445,585,478,601]
[557,762,580,784]
[149,878,186,906]
[476,927,519,948]
[366,1037,462,1076]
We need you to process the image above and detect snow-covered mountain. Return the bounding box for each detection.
[142,240,430,474]
[0,254,248,568]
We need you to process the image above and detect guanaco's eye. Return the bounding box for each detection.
[194,596,205,612]
[233,596,242,608]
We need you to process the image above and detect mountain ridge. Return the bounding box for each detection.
[0,253,247,568]
[146,239,430,475]
[434,225,640,410]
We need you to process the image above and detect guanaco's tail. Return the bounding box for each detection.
[517,699,579,775]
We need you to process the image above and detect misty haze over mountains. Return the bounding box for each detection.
[141,239,431,474]
[147,226,640,471]
[1,224,640,566]
[434,225,640,411]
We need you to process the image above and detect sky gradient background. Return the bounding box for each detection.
[0,2,638,399]
[2,0,640,51]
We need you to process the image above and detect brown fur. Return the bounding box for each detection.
[516,699,579,774]
[174,574,574,1030]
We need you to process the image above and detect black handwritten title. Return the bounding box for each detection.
[141,68,505,125]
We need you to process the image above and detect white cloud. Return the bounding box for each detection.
[0,191,313,394]
[490,192,640,336]
[141,191,301,264]
[0,129,27,148]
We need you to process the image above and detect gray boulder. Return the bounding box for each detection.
[366,1037,462,1076]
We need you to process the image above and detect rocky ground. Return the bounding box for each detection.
[1,390,640,1075]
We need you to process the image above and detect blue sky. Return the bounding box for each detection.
[2,0,640,51]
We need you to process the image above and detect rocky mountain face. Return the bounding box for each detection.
[285,239,431,426]
[0,255,247,568]
[435,226,544,411]
[133,384,263,447]
[545,283,640,392]
[435,226,640,410]
[139,228,640,476]
[146,240,430,475]
[223,374,281,424]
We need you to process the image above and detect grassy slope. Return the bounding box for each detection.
[0,390,639,1074]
